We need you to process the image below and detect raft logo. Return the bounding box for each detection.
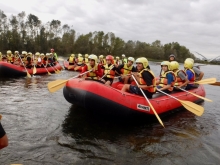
[137,104,150,112]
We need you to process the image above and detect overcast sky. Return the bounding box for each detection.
[1,0,220,59]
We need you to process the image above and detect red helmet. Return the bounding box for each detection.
[106,55,114,63]
[51,48,54,52]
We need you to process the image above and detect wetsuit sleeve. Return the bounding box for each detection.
[166,73,174,85]
[116,64,124,74]
[142,71,153,86]
[95,65,103,77]
[0,123,6,138]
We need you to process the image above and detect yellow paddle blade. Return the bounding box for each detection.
[149,103,165,127]
[48,71,52,75]
[33,66,37,74]
[180,100,204,116]
[55,70,60,74]
[47,79,68,93]
[195,78,216,84]
[27,72,31,78]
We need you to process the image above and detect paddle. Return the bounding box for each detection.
[174,86,212,102]
[47,69,92,93]
[210,82,220,86]
[18,54,31,78]
[48,63,59,74]
[68,65,75,70]
[156,88,204,116]
[194,78,216,85]
[132,75,165,128]
[33,65,37,74]
[100,65,114,80]
[43,64,51,75]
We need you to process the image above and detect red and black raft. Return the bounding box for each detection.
[0,61,62,77]
[63,78,205,117]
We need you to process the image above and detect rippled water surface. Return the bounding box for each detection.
[0,61,220,165]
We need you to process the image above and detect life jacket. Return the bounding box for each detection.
[174,69,187,86]
[69,56,75,63]
[139,69,156,93]
[87,64,99,79]
[7,55,14,63]
[104,64,115,78]
[184,68,195,83]
[158,71,176,91]
[120,64,133,75]
[99,59,106,65]
[77,57,83,65]
[122,58,127,64]
[85,58,89,64]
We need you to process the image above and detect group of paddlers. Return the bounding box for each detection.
[67,53,204,99]
[0,49,58,69]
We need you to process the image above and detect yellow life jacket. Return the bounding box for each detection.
[87,64,98,79]
[174,69,187,86]
[104,64,115,78]
[77,57,83,65]
[159,71,176,91]
[139,69,156,93]
[7,55,13,62]
[85,58,89,64]
[69,56,74,63]
[120,64,133,75]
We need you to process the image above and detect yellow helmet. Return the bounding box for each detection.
[116,56,119,60]
[78,53,82,58]
[70,54,75,57]
[41,53,45,56]
[14,51,19,54]
[184,59,193,69]
[7,50,12,54]
[161,61,171,70]
[88,54,98,63]
[122,54,125,57]
[28,52,32,55]
[35,52,40,56]
[170,61,179,70]
[128,57,135,63]
[185,58,194,65]
[85,54,89,58]
[22,51,27,55]
[135,57,148,68]
[99,55,104,59]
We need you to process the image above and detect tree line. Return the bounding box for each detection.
[0,9,196,62]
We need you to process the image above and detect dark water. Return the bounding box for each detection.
[0,62,220,165]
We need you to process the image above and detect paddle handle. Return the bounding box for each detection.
[100,65,114,80]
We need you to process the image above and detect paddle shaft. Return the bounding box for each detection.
[157,88,179,101]
[100,65,114,80]
[18,54,31,77]
[174,86,212,102]
[132,75,164,127]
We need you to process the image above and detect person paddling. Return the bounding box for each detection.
[121,57,156,98]
[81,54,103,80]
[156,61,176,93]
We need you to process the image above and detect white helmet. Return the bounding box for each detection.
[122,54,125,57]
[88,54,98,63]
[128,57,135,63]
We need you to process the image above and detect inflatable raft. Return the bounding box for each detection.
[0,61,62,77]
[63,61,83,71]
[63,78,205,117]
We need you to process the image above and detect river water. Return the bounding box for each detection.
[0,61,220,165]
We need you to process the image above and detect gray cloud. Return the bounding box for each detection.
[1,0,220,58]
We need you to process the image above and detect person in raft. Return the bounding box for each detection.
[170,61,189,90]
[0,116,8,150]
[156,61,176,93]
[81,54,103,80]
[100,55,117,86]
[169,54,176,62]
[121,57,156,99]
[184,59,196,90]
[116,57,137,84]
